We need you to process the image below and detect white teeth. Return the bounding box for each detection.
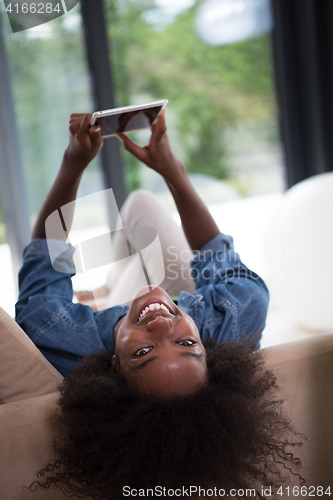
[138,302,172,322]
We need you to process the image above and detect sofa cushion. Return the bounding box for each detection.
[0,392,67,499]
[0,307,63,403]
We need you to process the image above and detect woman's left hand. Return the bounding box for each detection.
[117,111,187,186]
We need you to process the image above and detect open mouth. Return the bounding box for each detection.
[136,300,175,323]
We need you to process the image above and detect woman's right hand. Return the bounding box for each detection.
[66,113,103,170]
[117,111,187,186]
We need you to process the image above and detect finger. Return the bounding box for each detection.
[69,113,90,136]
[75,114,92,142]
[89,125,101,134]
[89,124,103,148]
[151,110,167,142]
[69,121,82,136]
[117,133,148,163]
[69,113,86,123]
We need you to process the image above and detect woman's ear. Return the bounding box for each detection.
[111,355,119,375]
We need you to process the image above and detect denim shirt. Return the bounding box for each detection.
[15,233,269,377]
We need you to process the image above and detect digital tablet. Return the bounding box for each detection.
[90,100,168,138]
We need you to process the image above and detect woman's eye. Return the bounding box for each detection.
[177,340,196,346]
[134,347,152,357]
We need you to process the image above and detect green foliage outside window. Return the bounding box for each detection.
[3,14,99,219]
[105,0,278,195]
[1,0,281,241]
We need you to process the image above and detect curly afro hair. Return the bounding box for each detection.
[30,338,305,499]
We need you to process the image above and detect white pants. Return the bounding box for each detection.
[105,190,195,307]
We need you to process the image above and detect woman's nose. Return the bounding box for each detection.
[146,315,173,333]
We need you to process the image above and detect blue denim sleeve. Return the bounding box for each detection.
[16,239,75,314]
[15,239,129,376]
[187,233,269,347]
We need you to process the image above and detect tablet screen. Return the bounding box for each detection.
[96,105,164,137]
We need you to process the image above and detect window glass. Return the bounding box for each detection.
[105,0,285,210]
[1,4,106,232]
[0,3,108,308]
[0,199,6,245]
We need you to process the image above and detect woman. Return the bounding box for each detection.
[16,112,304,498]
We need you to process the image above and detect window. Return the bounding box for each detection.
[2,3,105,230]
[105,0,285,210]
[0,3,107,313]
[0,199,6,245]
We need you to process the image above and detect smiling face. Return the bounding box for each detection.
[112,286,208,397]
